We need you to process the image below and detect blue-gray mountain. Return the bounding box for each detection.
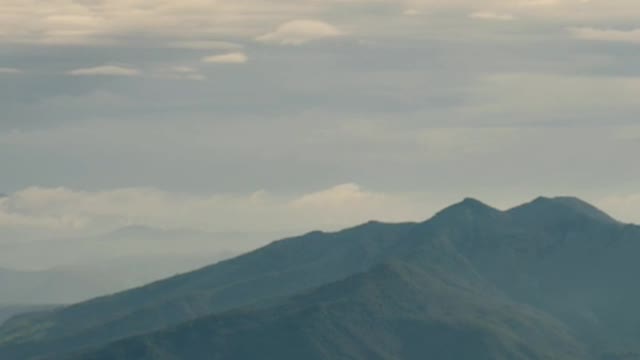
[0,305,58,325]
[0,197,639,360]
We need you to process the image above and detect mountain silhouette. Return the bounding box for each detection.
[72,262,588,360]
[1,197,639,360]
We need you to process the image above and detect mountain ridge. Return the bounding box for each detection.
[1,196,639,360]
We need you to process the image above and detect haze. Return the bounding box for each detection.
[1,0,639,299]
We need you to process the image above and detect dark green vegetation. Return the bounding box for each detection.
[1,196,639,359]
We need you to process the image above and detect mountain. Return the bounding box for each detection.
[71,262,588,360]
[0,225,271,271]
[0,267,129,305]
[508,196,619,225]
[0,254,236,305]
[0,225,268,305]
[1,197,640,359]
[0,221,416,358]
[0,305,57,325]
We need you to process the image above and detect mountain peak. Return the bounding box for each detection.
[508,196,618,224]
[461,197,490,207]
[428,197,503,224]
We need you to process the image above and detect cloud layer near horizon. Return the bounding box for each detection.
[2,184,639,242]
[0,184,437,236]
[1,0,639,45]
[2,0,640,243]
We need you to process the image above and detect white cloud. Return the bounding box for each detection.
[0,185,436,236]
[469,11,517,21]
[0,0,322,45]
[569,27,640,44]
[0,67,22,74]
[256,19,343,45]
[67,65,140,77]
[152,66,207,81]
[4,183,638,240]
[1,0,639,46]
[202,52,248,64]
[291,183,381,209]
[168,40,243,50]
[403,9,422,16]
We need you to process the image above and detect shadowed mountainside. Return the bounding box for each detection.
[1,196,639,360]
[71,262,589,360]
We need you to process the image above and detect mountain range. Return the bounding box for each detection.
[0,305,57,326]
[0,225,279,305]
[1,196,639,360]
[0,255,233,305]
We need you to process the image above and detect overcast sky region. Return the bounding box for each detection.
[2,0,640,247]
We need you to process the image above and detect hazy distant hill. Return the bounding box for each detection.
[0,305,57,325]
[0,225,271,305]
[0,254,233,305]
[0,225,270,271]
[1,197,640,360]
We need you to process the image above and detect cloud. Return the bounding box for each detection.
[0,67,22,74]
[569,27,640,44]
[0,184,435,236]
[4,183,638,240]
[1,0,639,46]
[152,66,207,81]
[0,0,321,45]
[517,0,560,7]
[403,9,422,16]
[168,40,243,50]
[469,11,517,21]
[291,183,380,209]
[202,52,248,64]
[256,20,343,45]
[67,65,141,77]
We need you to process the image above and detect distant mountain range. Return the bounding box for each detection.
[0,305,57,325]
[1,197,639,360]
[0,225,280,305]
[0,225,274,271]
[0,254,233,305]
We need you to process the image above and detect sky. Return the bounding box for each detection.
[2,0,640,242]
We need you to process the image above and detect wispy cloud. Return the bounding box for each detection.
[0,0,321,45]
[0,67,22,74]
[569,27,640,44]
[402,9,421,16]
[256,20,342,45]
[469,11,517,21]
[67,65,141,77]
[153,66,207,81]
[0,184,434,235]
[168,40,243,50]
[202,52,248,64]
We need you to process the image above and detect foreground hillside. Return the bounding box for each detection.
[72,262,588,360]
[1,196,640,359]
[0,221,414,358]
